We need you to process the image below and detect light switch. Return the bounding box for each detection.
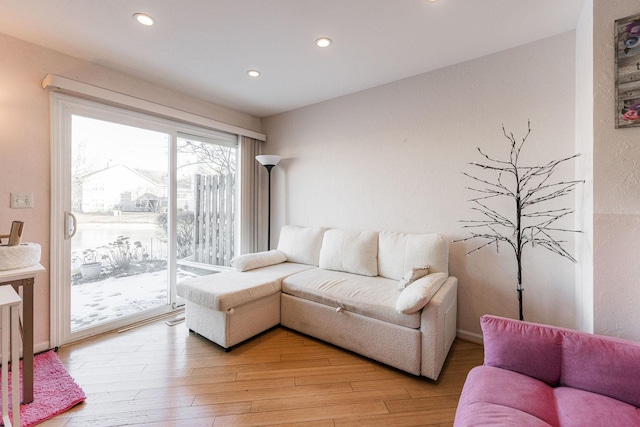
[10,193,34,209]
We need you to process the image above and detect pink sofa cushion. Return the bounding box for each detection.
[456,366,559,426]
[554,387,640,426]
[561,330,640,408]
[454,401,553,427]
[481,315,562,386]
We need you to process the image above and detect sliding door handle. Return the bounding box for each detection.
[64,211,77,240]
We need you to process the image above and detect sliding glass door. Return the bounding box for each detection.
[51,94,239,345]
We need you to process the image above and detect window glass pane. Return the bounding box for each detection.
[71,115,170,332]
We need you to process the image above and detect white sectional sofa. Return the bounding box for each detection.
[177,225,458,380]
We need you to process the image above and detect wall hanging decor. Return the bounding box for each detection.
[615,12,640,128]
[457,121,583,321]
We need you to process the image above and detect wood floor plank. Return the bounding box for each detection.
[384,395,460,413]
[250,388,411,413]
[349,376,431,393]
[192,357,332,377]
[213,402,389,426]
[294,369,401,386]
[57,395,197,418]
[269,421,335,427]
[126,418,216,427]
[193,382,354,406]
[59,401,249,427]
[335,407,457,427]
[134,377,297,400]
[41,320,483,427]
[236,362,376,382]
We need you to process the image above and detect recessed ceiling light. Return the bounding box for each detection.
[133,13,155,26]
[247,70,261,78]
[315,37,332,48]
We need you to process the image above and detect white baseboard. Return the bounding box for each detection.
[36,342,51,353]
[457,329,483,344]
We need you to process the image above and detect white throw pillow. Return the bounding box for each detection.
[230,250,287,272]
[397,266,430,290]
[396,272,448,314]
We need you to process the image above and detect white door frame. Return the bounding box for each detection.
[49,94,178,346]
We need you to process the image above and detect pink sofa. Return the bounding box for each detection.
[454,315,640,426]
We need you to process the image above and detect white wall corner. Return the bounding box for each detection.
[574,0,594,334]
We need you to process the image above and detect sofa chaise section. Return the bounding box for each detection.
[176,262,314,349]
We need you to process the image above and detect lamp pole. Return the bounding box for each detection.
[255,155,282,249]
[265,164,274,249]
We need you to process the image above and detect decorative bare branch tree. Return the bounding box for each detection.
[458,121,583,320]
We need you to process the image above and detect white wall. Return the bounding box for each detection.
[592,0,640,341]
[263,32,578,339]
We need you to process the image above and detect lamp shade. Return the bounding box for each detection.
[255,155,282,166]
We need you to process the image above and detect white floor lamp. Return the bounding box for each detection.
[256,155,282,249]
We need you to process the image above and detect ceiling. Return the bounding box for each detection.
[0,0,586,118]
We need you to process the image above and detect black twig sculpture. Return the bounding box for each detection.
[457,121,582,320]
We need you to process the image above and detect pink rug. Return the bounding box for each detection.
[1,350,86,426]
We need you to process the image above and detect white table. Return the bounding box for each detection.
[0,263,44,404]
[0,285,21,427]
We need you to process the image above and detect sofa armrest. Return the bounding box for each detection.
[420,276,457,380]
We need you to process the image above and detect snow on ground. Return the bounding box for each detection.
[70,268,201,331]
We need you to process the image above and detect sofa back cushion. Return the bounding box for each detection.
[277,225,326,266]
[560,327,640,408]
[319,229,378,276]
[378,231,449,280]
[481,315,562,386]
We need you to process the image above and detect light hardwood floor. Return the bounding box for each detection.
[42,316,483,427]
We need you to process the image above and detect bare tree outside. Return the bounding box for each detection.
[177,139,236,176]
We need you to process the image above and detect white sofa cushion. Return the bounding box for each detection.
[319,229,378,276]
[378,231,449,280]
[282,268,421,328]
[177,262,314,311]
[396,272,448,314]
[277,225,326,266]
[230,250,287,272]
